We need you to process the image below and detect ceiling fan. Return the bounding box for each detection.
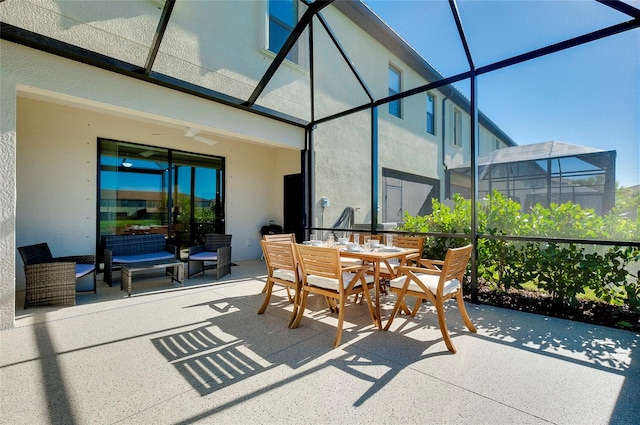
[152,127,218,146]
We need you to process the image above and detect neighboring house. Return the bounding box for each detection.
[1,0,515,329]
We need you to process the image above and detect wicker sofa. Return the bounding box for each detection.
[103,234,178,285]
[17,242,96,308]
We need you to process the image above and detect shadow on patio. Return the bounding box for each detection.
[2,259,638,424]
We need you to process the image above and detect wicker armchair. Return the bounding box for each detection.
[17,243,96,308]
[187,234,232,279]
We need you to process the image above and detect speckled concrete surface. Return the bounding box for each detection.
[1,259,638,425]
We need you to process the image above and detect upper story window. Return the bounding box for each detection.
[453,108,462,147]
[388,65,402,118]
[426,93,435,135]
[268,0,299,63]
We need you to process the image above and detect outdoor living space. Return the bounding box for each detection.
[2,2,639,423]
[2,259,638,425]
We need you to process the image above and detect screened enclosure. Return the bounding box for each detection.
[3,0,639,304]
[448,141,617,215]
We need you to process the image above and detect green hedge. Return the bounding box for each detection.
[399,191,640,311]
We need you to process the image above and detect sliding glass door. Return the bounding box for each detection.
[98,139,224,257]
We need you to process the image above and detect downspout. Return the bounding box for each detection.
[441,89,455,199]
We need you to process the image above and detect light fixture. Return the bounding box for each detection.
[121,158,133,168]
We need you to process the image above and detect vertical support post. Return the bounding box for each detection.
[603,152,616,214]
[190,166,196,245]
[305,127,315,240]
[309,17,315,123]
[470,74,479,303]
[168,150,174,239]
[547,158,552,208]
[215,167,224,234]
[304,13,316,241]
[450,0,479,302]
[371,106,379,234]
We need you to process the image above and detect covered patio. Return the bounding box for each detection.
[2,0,639,330]
[2,262,638,424]
[1,1,638,422]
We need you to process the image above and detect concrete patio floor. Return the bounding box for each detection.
[1,259,638,425]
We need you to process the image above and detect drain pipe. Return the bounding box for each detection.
[441,89,454,199]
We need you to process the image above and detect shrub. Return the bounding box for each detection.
[397,191,640,310]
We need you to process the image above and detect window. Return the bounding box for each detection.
[426,93,435,135]
[268,0,298,63]
[453,109,462,147]
[388,65,402,118]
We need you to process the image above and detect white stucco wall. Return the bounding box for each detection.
[0,0,512,330]
[0,74,17,330]
[1,40,303,329]
[15,94,299,265]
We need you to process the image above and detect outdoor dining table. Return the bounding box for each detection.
[338,246,419,330]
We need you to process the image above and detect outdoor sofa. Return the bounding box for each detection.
[103,234,178,285]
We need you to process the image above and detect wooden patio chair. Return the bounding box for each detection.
[350,233,383,244]
[263,233,296,243]
[371,235,425,297]
[384,244,476,354]
[260,233,297,288]
[17,242,96,308]
[292,244,376,348]
[378,235,425,276]
[259,240,301,326]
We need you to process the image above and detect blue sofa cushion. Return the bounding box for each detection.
[113,251,176,264]
[75,263,95,279]
[189,251,218,261]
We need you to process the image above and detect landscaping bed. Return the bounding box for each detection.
[465,283,640,333]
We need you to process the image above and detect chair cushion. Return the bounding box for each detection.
[340,257,364,267]
[75,263,95,279]
[307,271,373,291]
[378,261,399,275]
[189,251,218,261]
[390,273,460,295]
[273,268,297,283]
[113,252,176,263]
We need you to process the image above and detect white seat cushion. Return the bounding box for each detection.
[340,257,364,267]
[307,271,374,291]
[273,268,297,283]
[390,273,460,296]
[378,261,398,275]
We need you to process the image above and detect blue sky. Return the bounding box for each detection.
[363,0,639,187]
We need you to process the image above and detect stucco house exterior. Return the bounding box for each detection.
[1,0,517,329]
